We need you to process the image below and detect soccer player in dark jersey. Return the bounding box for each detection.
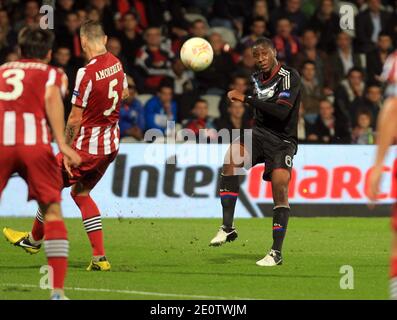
[209,37,301,267]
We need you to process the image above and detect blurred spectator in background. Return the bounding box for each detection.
[329,32,364,89]
[145,82,178,134]
[300,60,324,123]
[218,75,248,120]
[235,46,256,79]
[244,0,270,35]
[366,32,393,84]
[89,0,116,36]
[52,46,76,119]
[387,6,397,48]
[210,0,250,35]
[172,58,195,96]
[351,110,375,144]
[14,0,39,32]
[190,19,209,39]
[76,8,87,25]
[355,0,391,53]
[120,76,145,141]
[215,100,251,139]
[171,58,198,122]
[270,0,307,36]
[183,99,216,141]
[86,7,101,23]
[135,26,174,93]
[239,18,269,50]
[292,29,330,90]
[334,67,366,128]
[273,18,300,65]
[55,0,75,31]
[351,84,383,128]
[118,11,143,69]
[195,32,235,95]
[309,99,351,144]
[106,36,131,74]
[308,0,340,53]
[0,9,16,53]
[56,11,84,67]
[298,102,315,144]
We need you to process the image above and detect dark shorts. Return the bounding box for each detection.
[236,128,297,181]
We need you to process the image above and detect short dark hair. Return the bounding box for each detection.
[347,67,364,77]
[191,19,206,28]
[194,98,208,106]
[232,74,248,83]
[159,77,174,91]
[301,60,316,69]
[122,10,138,20]
[378,31,391,39]
[252,37,274,49]
[252,17,266,25]
[356,109,373,121]
[18,27,54,59]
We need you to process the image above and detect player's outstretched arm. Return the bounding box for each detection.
[65,105,83,146]
[45,86,81,167]
[368,97,397,201]
[245,96,291,120]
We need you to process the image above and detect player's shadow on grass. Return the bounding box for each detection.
[206,253,264,264]
[0,265,43,270]
[68,261,91,269]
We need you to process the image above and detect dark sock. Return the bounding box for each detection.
[219,175,240,231]
[272,206,290,252]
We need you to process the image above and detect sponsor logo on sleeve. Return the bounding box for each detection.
[278,91,290,98]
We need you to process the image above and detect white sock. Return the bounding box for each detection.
[391,277,397,300]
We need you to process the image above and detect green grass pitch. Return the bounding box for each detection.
[0,217,391,300]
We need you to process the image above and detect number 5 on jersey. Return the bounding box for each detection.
[103,78,118,116]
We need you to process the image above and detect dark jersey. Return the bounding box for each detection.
[250,64,301,145]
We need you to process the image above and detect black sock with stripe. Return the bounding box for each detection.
[272,206,290,252]
[219,175,240,231]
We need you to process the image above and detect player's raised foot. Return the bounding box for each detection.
[256,249,283,267]
[87,256,111,271]
[50,289,69,300]
[209,226,238,246]
[3,228,41,254]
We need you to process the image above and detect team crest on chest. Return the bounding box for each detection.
[252,77,280,100]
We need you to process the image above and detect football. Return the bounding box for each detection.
[180,37,213,72]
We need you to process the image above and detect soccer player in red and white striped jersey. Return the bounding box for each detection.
[368,50,397,300]
[5,21,128,272]
[0,27,81,300]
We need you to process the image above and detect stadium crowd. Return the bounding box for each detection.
[0,0,396,144]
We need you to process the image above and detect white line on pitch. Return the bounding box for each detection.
[1,283,258,300]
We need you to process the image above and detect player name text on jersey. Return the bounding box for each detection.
[95,62,123,81]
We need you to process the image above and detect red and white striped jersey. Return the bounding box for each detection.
[381,50,397,97]
[71,52,127,155]
[0,59,67,146]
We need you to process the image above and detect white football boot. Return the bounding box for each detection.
[209,226,238,246]
[256,249,283,266]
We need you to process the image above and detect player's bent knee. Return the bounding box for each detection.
[41,202,63,221]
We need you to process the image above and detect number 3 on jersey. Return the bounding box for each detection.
[103,78,118,116]
[0,69,25,101]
